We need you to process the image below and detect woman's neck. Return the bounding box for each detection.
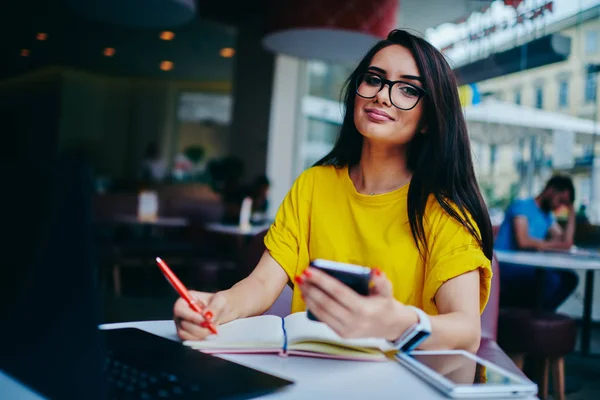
[350,141,412,195]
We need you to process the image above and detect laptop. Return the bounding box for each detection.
[0,151,292,399]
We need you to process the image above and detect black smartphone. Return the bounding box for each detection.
[306,259,372,321]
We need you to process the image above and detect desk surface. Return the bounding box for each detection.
[98,320,537,400]
[495,250,600,271]
[0,320,536,400]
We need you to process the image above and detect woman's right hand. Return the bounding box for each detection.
[173,291,230,341]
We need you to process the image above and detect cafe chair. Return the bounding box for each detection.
[477,255,531,377]
[498,302,578,400]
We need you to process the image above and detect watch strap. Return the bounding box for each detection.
[389,306,432,352]
[406,305,432,332]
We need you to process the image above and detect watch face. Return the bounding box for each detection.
[401,330,430,352]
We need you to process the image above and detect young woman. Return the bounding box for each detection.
[174,29,493,352]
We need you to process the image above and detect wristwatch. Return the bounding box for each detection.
[388,306,432,352]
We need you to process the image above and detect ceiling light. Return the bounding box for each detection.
[20,49,30,57]
[160,61,174,71]
[103,47,116,57]
[160,31,175,41]
[36,32,48,41]
[219,47,235,58]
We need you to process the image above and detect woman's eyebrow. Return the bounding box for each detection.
[366,66,423,82]
[401,74,424,83]
[367,66,386,75]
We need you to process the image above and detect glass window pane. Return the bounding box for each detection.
[306,118,339,145]
[585,31,598,55]
[585,73,597,103]
[559,80,568,107]
[307,61,354,102]
[535,86,543,109]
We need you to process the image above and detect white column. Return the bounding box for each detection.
[266,55,303,219]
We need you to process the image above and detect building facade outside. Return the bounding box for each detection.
[475,13,600,215]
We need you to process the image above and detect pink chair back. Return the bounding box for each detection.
[481,254,500,341]
[263,285,293,317]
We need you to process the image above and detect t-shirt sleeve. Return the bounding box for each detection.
[263,170,313,282]
[511,199,531,218]
[422,202,492,316]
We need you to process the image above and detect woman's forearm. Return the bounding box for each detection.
[387,302,481,353]
[419,311,481,353]
[221,275,279,321]
[219,251,288,323]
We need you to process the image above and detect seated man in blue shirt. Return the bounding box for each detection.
[494,175,579,311]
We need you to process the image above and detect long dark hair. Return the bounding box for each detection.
[315,29,493,261]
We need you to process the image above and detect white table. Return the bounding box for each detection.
[495,250,600,355]
[205,222,272,236]
[113,215,189,227]
[97,320,536,400]
[0,321,535,399]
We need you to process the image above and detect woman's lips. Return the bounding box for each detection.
[364,108,394,122]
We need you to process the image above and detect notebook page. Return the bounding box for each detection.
[290,342,388,360]
[284,312,394,352]
[184,315,283,350]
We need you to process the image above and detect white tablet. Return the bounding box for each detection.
[395,350,538,398]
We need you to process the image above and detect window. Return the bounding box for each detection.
[585,72,597,103]
[299,118,339,172]
[535,86,543,109]
[514,90,521,105]
[585,31,599,55]
[306,118,338,145]
[558,80,568,107]
[307,61,353,102]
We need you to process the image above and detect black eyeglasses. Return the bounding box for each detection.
[355,72,427,110]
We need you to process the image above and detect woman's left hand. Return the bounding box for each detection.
[296,267,417,340]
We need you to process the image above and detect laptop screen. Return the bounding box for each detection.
[0,151,107,400]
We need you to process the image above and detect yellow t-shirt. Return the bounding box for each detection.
[264,165,492,316]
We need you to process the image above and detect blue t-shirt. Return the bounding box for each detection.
[494,198,555,251]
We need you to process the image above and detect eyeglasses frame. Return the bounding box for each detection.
[355,72,428,111]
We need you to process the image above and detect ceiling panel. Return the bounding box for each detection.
[0,0,236,82]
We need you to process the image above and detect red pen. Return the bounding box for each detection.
[156,257,218,335]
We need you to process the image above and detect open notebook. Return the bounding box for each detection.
[184,312,396,361]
